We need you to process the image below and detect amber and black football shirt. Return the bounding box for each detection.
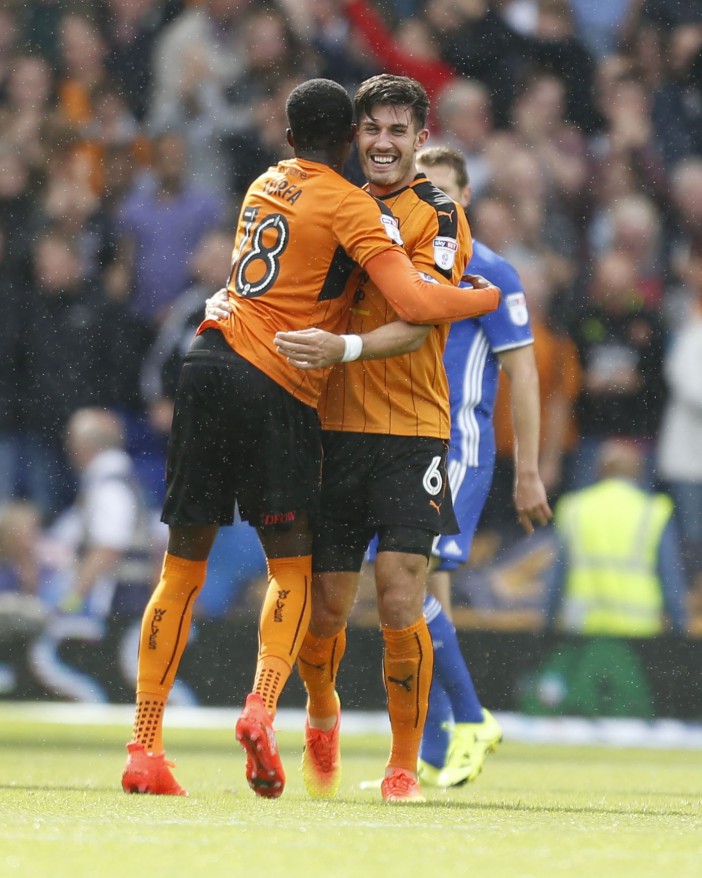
[319,174,473,439]
[198,157,407,408]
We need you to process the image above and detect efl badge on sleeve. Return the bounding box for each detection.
[380,214,404,246]
[433,237,458,270]
[505,292,529,326]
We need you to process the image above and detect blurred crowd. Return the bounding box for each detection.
[1,0,702,625]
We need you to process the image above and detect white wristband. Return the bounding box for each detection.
[340,334,363,363]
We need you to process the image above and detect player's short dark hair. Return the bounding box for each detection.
[416,145,470,190]
[286,78,354,151]
[354,74,430,131]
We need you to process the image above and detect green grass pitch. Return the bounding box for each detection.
[0,707,700,878]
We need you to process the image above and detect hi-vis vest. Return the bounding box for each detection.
[555,478,673,636]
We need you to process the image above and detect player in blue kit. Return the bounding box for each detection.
[414,146,552,788]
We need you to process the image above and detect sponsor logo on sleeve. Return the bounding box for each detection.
[380,214,404,246]
[505,291,529,326]
[433,236,458,270]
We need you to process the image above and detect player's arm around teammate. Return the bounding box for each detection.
[205,266,500,370]
[272,273,500,369]
[204,292,431,366]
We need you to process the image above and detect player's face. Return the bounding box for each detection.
[356,103,429,196]
[417,161,470,208]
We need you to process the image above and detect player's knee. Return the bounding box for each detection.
[309,571,359,637]
[308,601,346,638]
[377,582,424,629]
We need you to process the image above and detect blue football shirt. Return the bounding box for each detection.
[444,239,534,471]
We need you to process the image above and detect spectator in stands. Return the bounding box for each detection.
[20,228,135,517]
[623,0,702,45]
[235,6,319,103]
[608,193,665,308]
[651,21,702,168]
[148,0,256,189]
[0,146,34,506]
[18,0,62,70]
[56,12,112,135]
[587,145,652,268]
[0,500,55,646]
[588,69,667,211]
[491,254,581,520]
[470,192,534,266]
[495,0,601,128]
[486,144,579,293]
[341,0,456,102]
[0,500,62,607]
[0,6,20,96]
[569,248,666,488]
[0,53,54,173]
[668,156,702,282]
[425,0,523,125]
[114,130,226,330]
[0,249,27,508]
[53,408,156,618]
[306,0,376,89]
[222,7,320,194]
[487,68,587,293]
[568,0,634,58]
[434,78,495,198]
[546,438,687,636]
[522,0,600,133]
[657,238,702,586]
[97,0,166,123]
[227,74,299,201]
[140,228,234,436]
[0,145,34,290]
[506,69,588,208]
[34,143,115,285]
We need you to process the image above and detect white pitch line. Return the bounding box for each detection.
[2,703,702,749]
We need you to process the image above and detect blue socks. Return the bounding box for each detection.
[421,595,484,767]
[421,677,452,768]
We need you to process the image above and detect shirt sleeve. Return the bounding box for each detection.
[365,249,500,324]
[332,187,406,267]
[473,256,533,352]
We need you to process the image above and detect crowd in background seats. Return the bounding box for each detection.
[1,0,702,621]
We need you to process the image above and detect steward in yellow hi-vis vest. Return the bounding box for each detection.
[555,479,672,635]
[547,440,688,636]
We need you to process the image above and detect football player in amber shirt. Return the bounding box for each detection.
[121,78,498,802]
[275,143,551,798]
[278,75,494,802]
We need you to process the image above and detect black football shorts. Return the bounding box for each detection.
[162,329,322,528]
[313,431,458,572]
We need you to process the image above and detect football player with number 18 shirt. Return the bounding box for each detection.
[121,78,499,800]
